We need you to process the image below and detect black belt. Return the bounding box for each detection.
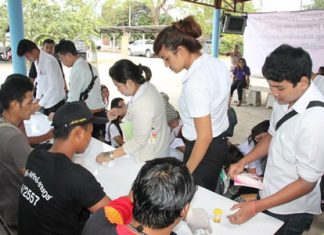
[184,131,227,144]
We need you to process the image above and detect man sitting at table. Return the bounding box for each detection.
[18,101,111,235]
[82,157,213,235]
[0,74,33,232]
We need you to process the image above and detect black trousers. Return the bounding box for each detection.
[183,133,228,192]
[43,99,65,116]
[230,79,246,102]
[264,210,314,235]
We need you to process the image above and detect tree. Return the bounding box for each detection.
[11,0,100,45]
[305,0,324,9]
[146,0,167,25]
[0,1,8,51]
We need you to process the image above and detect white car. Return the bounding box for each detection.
[128,39,154,57]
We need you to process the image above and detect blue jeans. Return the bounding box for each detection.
[264,210,314,235]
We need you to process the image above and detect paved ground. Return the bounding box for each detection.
[1,52,323,234]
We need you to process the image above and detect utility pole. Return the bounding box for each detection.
[129,5,132,26]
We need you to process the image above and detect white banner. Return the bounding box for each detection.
[244,10,324,76]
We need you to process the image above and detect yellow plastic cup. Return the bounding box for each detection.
[213,208,223,223]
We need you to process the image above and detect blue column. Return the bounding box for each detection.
[7,0,26,75]
[211,9,221,58]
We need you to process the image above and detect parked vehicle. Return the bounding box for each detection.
[128,39,154,58]
[74,41,87,60]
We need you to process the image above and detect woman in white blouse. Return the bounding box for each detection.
[153,16,231,191]
[96,59,169,163]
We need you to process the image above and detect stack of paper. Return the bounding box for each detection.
[234,172,264,190]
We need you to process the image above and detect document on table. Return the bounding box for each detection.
[234,172,264,190]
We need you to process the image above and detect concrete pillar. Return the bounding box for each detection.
[7,0,26,75]
[211,9,221,58]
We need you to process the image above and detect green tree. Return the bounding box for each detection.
[22,0,99,44]
[101,0,129,26]
[0,1,8,51]
[305,0,324,9]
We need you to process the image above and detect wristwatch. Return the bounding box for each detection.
[104,151,114,160]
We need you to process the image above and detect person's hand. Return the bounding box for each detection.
[107,107,127,121]
[31,100,41,114]
[47,112,55,121]
[227,200,257,225]
[186,207,212,235]
[228,161,245,179]
[107,109,118,121]
[96,151,114,164]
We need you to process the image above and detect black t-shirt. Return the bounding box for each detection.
[82,208,119,235]
[18,144,106,235]
[82,209,178,235]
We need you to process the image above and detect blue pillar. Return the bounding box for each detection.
[211,9,221,58]
[7,0,26,75]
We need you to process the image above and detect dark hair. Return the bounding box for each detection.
[43,38,55,46]
[318,66,324,76]
[153,16,202,55]
[101,84,108,92]
[109,59,151,85]
[17,39,38,56]
[53,122,92,140]
[131,157,196,229]
[0,74,34,111]
[248,120,270,145]
[262,44,312,86]
[237,58,247,68]
[110,97,124,109]
[55,39,78,56]
[226,144,244,170]
[107,97,124,139]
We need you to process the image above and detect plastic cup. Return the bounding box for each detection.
[213,208,223,223]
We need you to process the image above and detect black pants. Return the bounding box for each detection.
[92,109,108,139]
[43,100,65,116]
[183,133,228,192]
[230,79,246,102]
[264,210,314,235]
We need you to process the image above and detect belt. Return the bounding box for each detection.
[184,131,227,144]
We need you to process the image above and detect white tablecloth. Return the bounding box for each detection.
[24,112,52,137]
[77,138,283,235]
[25,113,283,234]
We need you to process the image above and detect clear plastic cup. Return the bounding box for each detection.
[213,208,223,223]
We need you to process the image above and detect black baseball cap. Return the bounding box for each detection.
[52,101,107,129]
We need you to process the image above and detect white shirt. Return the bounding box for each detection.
[239,140,263,176]
[123,82,170,162]
[260,83,324,215]
[105,122,122,148]
[178,54,230,140]
[313,75,324,95]
[35,50,65,108]
[67,57,105,110]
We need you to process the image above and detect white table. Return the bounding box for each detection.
[76,138,283,235]
[24,112,52,137]
[25,113,283,235]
